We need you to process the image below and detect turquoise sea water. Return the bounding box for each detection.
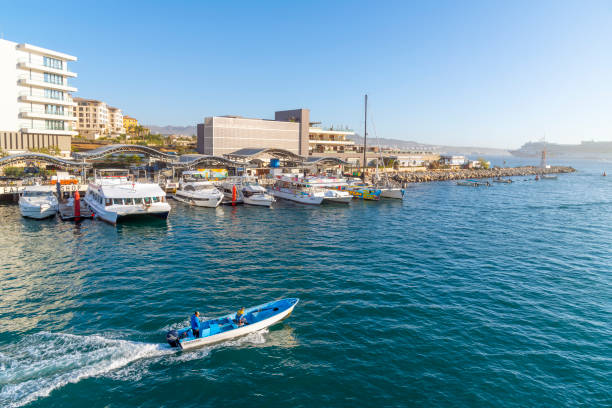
[0,159,610,407]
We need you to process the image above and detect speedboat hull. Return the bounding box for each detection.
[174,191,223,207]
[168,298,299,351]
[379,188,404,199]
[243,195,274,207]
[19,204,57,219]
[270,188,324,205]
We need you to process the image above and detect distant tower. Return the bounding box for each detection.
[540,149,547,168]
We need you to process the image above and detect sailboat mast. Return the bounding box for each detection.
[362,94,368,181]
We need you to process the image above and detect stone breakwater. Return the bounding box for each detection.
[390,166,576,183]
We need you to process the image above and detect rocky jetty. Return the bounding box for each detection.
[389,166,575,184]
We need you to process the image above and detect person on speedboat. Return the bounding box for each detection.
[190,311,201,337]
[235,307,248,326]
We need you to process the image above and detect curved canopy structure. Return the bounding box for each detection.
[0,153,85,169]
[73,144,177,161]
[224,148,304,162]
[171,154,248,169]
[304,157,349,166]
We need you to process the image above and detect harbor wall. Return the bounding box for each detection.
[391,166,575,183]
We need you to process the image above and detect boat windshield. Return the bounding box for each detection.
[22,191,52,197]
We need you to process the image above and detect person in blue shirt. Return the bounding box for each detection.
[190,311,201,338]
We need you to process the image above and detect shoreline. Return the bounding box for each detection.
[391,166,576,183]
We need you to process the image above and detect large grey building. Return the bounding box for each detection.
[197,109,310,156]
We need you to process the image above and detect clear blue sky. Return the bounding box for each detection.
[1,0,610,148]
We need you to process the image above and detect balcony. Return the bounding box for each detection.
[19,108,76,121]
[17,61,77,77]
[18,77,77,92]
[308,139,355,145]
[18,93,77,107]
[21,126,78,136]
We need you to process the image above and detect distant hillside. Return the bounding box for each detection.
[145,125,197,136]
[348,134,511,156]
[511,141,612,159]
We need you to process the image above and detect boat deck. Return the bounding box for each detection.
[58,201,94,220]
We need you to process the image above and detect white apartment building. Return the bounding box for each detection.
[0,39,78,155]
[73,98,125,139]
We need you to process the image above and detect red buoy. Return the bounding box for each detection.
[232,184,237,206]
[74,190,81,221]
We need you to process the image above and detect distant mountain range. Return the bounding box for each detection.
[510,141,612,159]
[145,124,512,156]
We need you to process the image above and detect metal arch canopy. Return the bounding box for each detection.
[0,153,86,169]
[171,155,248,169]
[304,157,349,167]
[72,144,176,161]
[224,148,305,162]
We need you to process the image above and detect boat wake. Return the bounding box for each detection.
[0,332,171,408]
[0,328,274,407]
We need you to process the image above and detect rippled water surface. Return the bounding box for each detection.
[0,161,610,407]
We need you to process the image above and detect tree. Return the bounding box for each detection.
[477,158,490,169]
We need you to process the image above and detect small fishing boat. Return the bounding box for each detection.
[541,174,557,180]
[457,179,490,187]
[493,178,512,184]
[166,298,299,351]
[242,183,275,207]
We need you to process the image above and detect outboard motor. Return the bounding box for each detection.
[166,330,182,348]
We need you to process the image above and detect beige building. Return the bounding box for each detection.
[73,98,124,139]
[197,114,302,156]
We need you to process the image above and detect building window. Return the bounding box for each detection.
[44,73,64,85]
[45,120,64,130]
[44,56,63,70]
[44,89,64,100]
[45,105,64,115]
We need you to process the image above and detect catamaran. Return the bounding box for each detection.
[84,170,171,224]
[165,298,299,351]
[269,175,325,205]
[174,171,223,208]
[19,185,58,219]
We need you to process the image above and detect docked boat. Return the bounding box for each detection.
[301,176,352,204]
[174,171,223,208]
[166,298,299,351]
[242,183,275,207]
[219,179,244,205]
[541,174,558,180]
[377,186,404,199]
[269,175,324,205]
[19,185,58,219]
[84,170,171,224]
[342,179,381,200]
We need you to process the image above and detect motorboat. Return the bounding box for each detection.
[174,171,223,208]
[457,179,490,187]
[541,174,558,180]
[377,186,404,199]
[493,178,512,184]
[19,185,58,219]
[84,170,171,224]
[301,176,352,204]
[166,298,299,351]
[242,183,275,207]
[269,175,324,205]
[219,179,244,205]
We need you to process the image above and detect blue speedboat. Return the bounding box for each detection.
[166,298,299,350]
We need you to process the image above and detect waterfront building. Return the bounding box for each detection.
[123,115,138,134]
[197,113,303,156]
[73,97,126,140]
[0,38,78,156]
[440,155,467,167]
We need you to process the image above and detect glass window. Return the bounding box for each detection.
[112,198,123,205]
[45,105,64,115]
[134,197,143,204]
[144,197,151,204]
[43,56,63,70]
[45,120,64,130]
[44,89,63,100]
[152,196,160,203]
[44,73,64,85]
[105,198,112,206]
[124,198,134,205]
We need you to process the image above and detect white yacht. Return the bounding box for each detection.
[84,171,171,224]
[269,175,324,205]
[19,185,58,219]
[242,183,275,207]
[218,179,244,204]
[174,171,223,208]
[302,176,353,204]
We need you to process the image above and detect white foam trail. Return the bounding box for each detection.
[0,332,171,408]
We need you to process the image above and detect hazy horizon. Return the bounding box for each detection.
[1,0,610,149]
